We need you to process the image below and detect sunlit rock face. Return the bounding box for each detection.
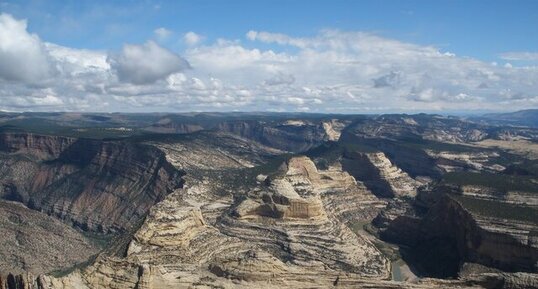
[35,156,394,288]
[2,112,538,289]
[342,151,420,198]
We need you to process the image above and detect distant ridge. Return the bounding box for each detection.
[480,109,538,127]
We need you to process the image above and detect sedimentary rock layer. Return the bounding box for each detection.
[0,200,99,276]
[342,151,420,198]
[0,133,185,233]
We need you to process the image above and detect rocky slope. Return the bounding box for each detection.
[0,200,99,276]
[32,155,396,288]
[149,131,281,172]
[2,112,538,289]
[0,132,185,234]
[25,153,536,288]
[348,114,490,143]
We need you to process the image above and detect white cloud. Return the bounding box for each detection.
[32,93,64,106]
[246,30,308,48]
[107,41,190,84]
[264,72,295,86]
[183,31,204,46]
[154,27,172,41]
[0,13,537,113]
[500,51,538,61]
[45,43,109,73]
[0,13,52,83]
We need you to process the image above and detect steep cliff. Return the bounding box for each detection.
[375,190,538,278]
[216,120,330,152]
[0,133,76,160]
[342,151,420,198]
[0,133,185,234]
[338,132,443,179]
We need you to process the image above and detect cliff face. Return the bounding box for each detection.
[0,133,185,234]
[376,193,538,277]
[0,201,99,276]
[32,153,532,289]
[0,133,77,160]
[339,132,442,179]
[39,156,390,289]
[216,121,330,152]
[426,196,538,273]
[342,151,420,198]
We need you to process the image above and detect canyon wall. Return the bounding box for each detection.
[376,193,538,277]
[216,121,330,152]
[0,133,185,234]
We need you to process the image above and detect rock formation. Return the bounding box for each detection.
[216,120,332,152]
[33,155,397,288]
[375,186,538,278]
[0,200,99,276]
[1,112,538,289]
[0,132,185,233]
[342,151,421,198]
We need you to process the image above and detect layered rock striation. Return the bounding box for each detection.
[0,132,185,234]
[34,156,396,288]
[0,200,99,276]
[216,120,332,152]
[342,151,421,198]
[375,186,538,278]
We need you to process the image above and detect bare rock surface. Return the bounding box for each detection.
[0,200,99,276]
[2,113,538,289]
[342,151,421,197]
[37,155,398,288]
[0,133,185,234]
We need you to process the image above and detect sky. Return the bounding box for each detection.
[0,0,537,113]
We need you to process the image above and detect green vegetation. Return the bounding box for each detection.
[49,254,98,278]
[442,171,538,193]
[396,137,484,153]
[0,120,146,139]
[306,140,378,166]
[81,231,114,249]
[451,194,538,224]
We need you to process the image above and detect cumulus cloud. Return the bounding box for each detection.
[154,27,172,41]
[183,32,204,46]
[0,13,52,83]
[0,13,537,113]
[246,30,309,48]
[107,41,190,84]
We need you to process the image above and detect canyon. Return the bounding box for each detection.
[0,112,537,288]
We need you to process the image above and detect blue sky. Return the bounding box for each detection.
[0,0,537,112]
[3,0,537,62]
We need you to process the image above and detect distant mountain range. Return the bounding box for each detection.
[478,109,538,127]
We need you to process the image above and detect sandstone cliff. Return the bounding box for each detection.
[342,151,420,198]
[375,189,538,278]
[216,120,331,152]
[32,156,396,288]
[0,133,185,234]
